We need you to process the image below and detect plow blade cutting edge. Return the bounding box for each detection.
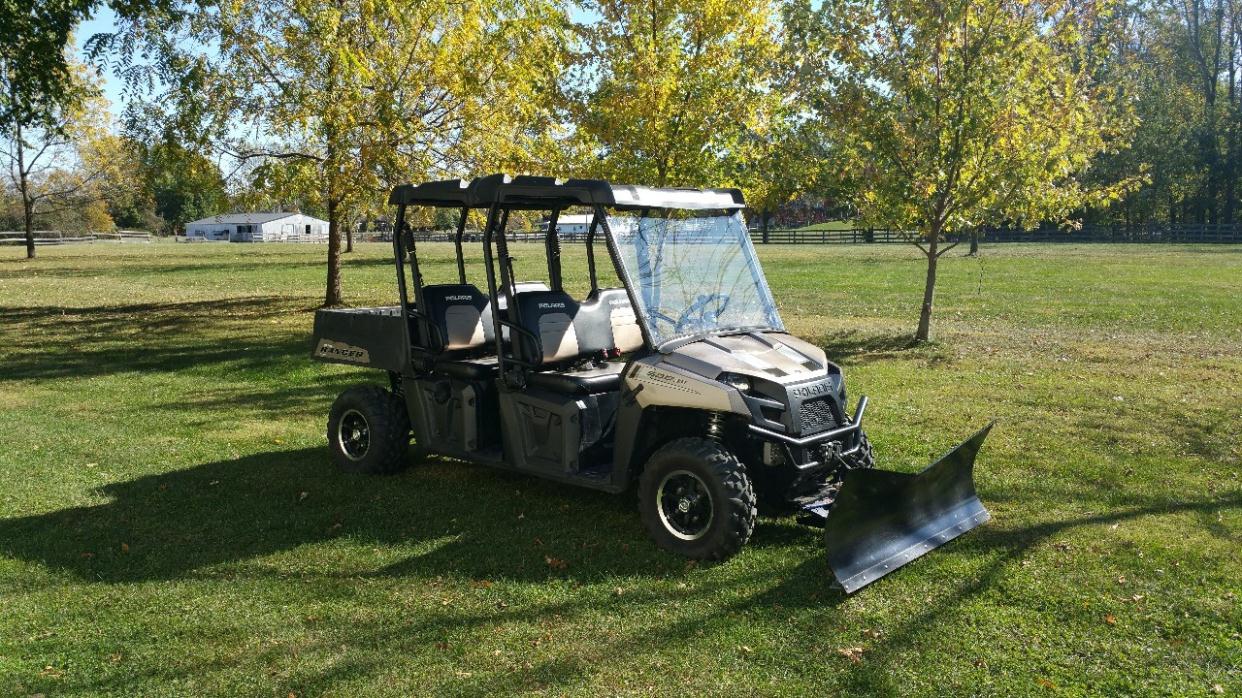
[823,423,994,593]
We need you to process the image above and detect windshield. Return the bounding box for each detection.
[607,210,784,347]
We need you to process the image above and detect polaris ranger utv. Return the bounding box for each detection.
[312,175,992,592]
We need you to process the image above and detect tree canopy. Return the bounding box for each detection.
[811,0,1139,340]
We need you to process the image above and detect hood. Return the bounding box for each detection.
[663,332,831,384]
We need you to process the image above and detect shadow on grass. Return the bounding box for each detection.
[817,329,952,367]
[0,447,684,585]
[0,297,320,380]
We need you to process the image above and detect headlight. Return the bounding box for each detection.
[718,372,752,393]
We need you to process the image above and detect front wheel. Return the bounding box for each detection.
[327,385,412,474]
[840,432,875,471]
[638,438,757,561]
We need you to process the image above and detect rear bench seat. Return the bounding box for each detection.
[511,288,644,394]
[417,282,552,381]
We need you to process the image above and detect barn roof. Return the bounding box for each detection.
[187,212,313,225]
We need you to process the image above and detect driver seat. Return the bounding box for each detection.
[511,290,629,395]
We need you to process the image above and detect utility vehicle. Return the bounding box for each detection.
[311,175,992,592]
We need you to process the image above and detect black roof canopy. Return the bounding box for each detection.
[387,173,512,207]
[389,174,746,211]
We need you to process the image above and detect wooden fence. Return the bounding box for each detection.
[0,230,152,246]
[751,223,1242,244]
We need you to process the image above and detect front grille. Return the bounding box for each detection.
[800,397,837,432]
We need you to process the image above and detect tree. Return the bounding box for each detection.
[565,0,787,188]
[814,0,1139,341]
[139,141,227,233]
[139,0,567,306]
[1,60,116,257]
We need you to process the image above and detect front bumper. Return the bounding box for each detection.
[748,396,868,472]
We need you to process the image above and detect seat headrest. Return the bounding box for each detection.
[420,284,491,353]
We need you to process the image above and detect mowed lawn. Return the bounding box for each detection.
[0,241,1239,697]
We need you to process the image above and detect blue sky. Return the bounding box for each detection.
[76,7,127,113]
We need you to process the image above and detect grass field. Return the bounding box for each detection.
[0,241,1239,696]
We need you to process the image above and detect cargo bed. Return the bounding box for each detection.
[311,306,409,372]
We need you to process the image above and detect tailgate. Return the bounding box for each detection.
[311,307,409,372]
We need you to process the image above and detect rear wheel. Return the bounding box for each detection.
[327,385,412,474]
[638,438,757,561]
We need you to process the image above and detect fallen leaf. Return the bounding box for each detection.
[80,551,95,559]
[545,556,567,571]
[1211,684,1224,694]
[837,647,865,663]
[739,645,753,655]
[120,543,129,553]
[1037,677,1056,689]
[434,642,449,651]
[862,628,884,639]
[1104,614,1117,626]
[1117,575,1126,585]
[614,587,625,596]
[492,649,502,656]
[298,491,309,501]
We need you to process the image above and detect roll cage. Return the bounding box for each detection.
[476,176,751,384]
[387,173,756,378]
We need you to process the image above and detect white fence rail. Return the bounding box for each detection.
[0,230,153,246]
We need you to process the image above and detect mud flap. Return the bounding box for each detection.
[822,423,994,593]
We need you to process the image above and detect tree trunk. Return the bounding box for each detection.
[968,229,979,256]
[761,210,770,244]
[915,231,939,343]
[15,122,35,259]
[345,220,354,253]
[325,197,343,307]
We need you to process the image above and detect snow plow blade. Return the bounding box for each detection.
[824,423,994,593]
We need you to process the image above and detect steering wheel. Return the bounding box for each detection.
[675,293,731,334]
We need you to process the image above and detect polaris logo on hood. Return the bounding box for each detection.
[790,382,830,399]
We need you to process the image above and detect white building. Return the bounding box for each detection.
[551,214,594,236]
[184,213,329,242]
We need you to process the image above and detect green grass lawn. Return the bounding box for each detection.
[1,241,1239,696]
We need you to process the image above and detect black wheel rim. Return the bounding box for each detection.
[337,409,370,461]
[656,470,714,541]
